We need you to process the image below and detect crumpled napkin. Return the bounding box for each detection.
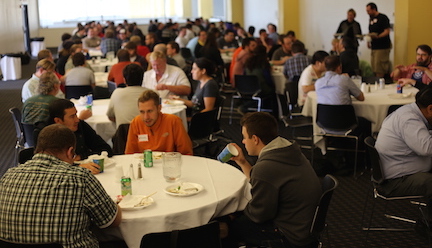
[118,194,152,208]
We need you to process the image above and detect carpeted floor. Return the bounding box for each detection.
[0,58,430,247]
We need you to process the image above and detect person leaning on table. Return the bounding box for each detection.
[125,89,193,155]
[0,124,124,248]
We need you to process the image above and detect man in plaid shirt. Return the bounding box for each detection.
[0,124,122,248]
[283,41,311,82]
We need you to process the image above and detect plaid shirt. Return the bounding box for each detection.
[283,54,311,82]
[100,38,121,56]
[0,154,118,248]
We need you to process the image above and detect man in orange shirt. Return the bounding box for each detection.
[108,49,140,86]
[125,90,193,155]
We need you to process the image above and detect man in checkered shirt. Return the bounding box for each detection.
[0,124,122,247]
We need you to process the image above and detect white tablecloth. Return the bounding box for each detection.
[96,154,250,248]
[88,48,104,57]
[271,66,285,95]
[31,41,46,57]
[0,56,21,81]
[301,84,419,145]
[73,99,188,142]
[89,58,118,72]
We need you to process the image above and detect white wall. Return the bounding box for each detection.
[0,1,25,54]
[299,0,394,63]
[244,0,279,36]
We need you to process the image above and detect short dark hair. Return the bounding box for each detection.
[417,44,432,55]
[61,33,72,41]
[341,36,355,50]
[312,50,329,64]
[248,26,255,36]
[124,42,137,51]
[324,55,341,71]
[267,23,277,32]
[291,41,305,54]
[194,57,215,76]
[240,112,278,145]
[48,99,75,123]
[259,29,266,35]
[286,30,296,37]
[37,49,52,61]
[35,124,76,155]
[167,41,180,53]
[138,90,160,106]
[224,29,235,36]
[416,87,432,109]
[367,2,378,11]
[117,49,130,62]
[123,63,144,86]
[72,52,85,67]
[242,37,256,49]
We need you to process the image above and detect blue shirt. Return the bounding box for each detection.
[315,71,362,105]
[376,103,432,179]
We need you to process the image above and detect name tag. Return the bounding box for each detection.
[138,134,149,142]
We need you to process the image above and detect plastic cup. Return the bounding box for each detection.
[162,152,182,182]
[90,155,105,173]
[217,144,239,163]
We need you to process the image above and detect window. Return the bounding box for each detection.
[38,0,185,28]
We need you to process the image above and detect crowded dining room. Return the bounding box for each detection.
[0,0,432,247]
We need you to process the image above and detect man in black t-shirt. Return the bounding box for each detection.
[366,2,392,78]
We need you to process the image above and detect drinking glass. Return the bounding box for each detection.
[162,152,182,182]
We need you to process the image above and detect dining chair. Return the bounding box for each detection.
[112,123,130,155]
[139,221,222,248]
[229,75,262,124]
[188,108,219,149]
[22,123,35,147]
[315,104,362,177]
[107,80,117,95]
[285,75,301,112]
[310,174,338,248]
[361,136,426,234]
[65,85,93,99]
[9,107,25,165]
[18,147,35,165]
[0,239,62,248]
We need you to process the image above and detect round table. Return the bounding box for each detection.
[301,84,419,149]
[89,58,118,73]
[73,99,188,143]
[96,154,251,248]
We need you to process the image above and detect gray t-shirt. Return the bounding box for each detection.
[191,79,220,113]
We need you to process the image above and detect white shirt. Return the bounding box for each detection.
[22,74,65,103]
[297,64,323,106]
[142,65,190,99]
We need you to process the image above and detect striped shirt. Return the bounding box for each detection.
[0,153,118,248]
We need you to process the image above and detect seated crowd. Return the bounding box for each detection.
[7,8,432,247]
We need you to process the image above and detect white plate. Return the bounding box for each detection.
[164,182,204,197]
[162,99,184,106]
[388,93,412,99]
[118,195,154,210]
[76,157,116,167]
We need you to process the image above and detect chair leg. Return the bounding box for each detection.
[257,98,261,112]
[229,97,235,125]
[353,137,358,178]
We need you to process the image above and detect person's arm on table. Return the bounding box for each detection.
[230,143,252,179]
[302,85,315,94]
[156,84,191,96]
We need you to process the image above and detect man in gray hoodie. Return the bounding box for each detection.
[228,112,321,248]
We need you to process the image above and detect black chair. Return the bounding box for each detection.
[285,75,301,112]
[93,86,110,99]
[65,85,93,99]
[0,239,62,248]
[229,75,262,124]
[387,104,403,116]
[310,174,338,248]
[112,123,130,155]
[140,221,221,248]
[18,147,35,164]
[188,109,219,149]
[22,123,35,147]
[107,80,117,95]
[9,107,25,165]
[362,136,425,233]
[316,104,362,177]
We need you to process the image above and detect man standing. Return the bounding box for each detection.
[125,90,192,155]
[142,51,191,99]
[366,2,392,78]
[335,8,363,52]
[227,112,321,247]
[391,44,432,88]
[375,87,432,225]
[0,124,122,247]
[107,64,148,128]
[271,35,293,65]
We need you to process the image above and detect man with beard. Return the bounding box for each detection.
[392,44,432,88]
